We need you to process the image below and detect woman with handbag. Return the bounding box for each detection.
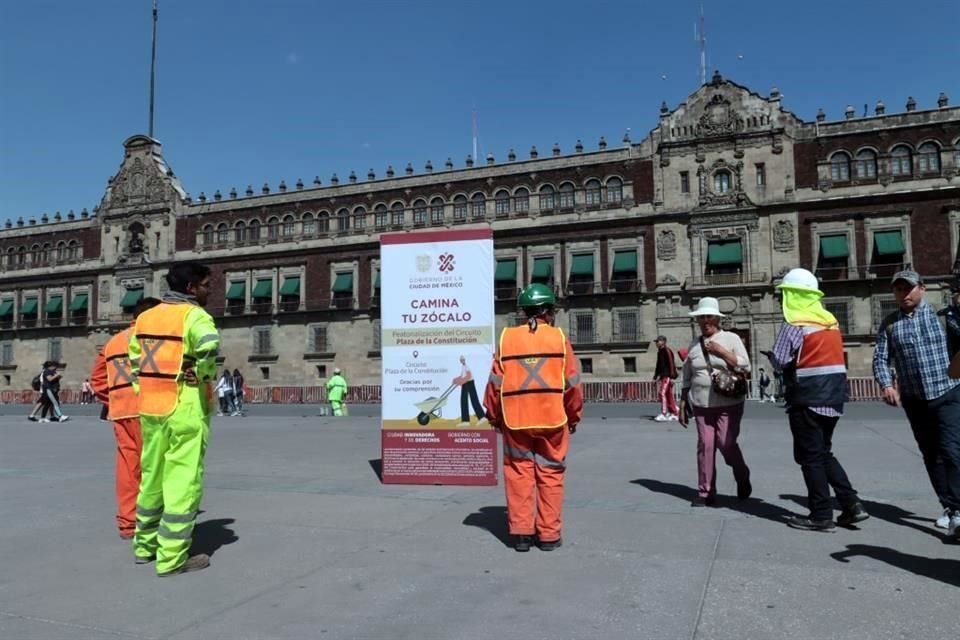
[679,297,753,506]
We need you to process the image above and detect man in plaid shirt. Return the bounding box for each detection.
[873,270,960,539]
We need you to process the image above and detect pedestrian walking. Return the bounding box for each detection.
[758,368,772,402]
[653,336,680,422]
[130,262,220,576]
[938,283,960,359]
[28,361,69,422]
[80,378,94,405]
[215,369,235,416]
[873,270,960,539]
[771,268,868,532]
[232,368,245,415]
[90,297,162,539]
[326,368,348,416]
[483,283,583,552]
[679,297,752,506]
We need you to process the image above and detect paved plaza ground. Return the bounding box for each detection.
[1,402,957,639]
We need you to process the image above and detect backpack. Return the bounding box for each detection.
[31,374,42,391]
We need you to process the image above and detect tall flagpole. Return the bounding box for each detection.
[148,0,158,138]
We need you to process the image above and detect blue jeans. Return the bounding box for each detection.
[902,385,960,512]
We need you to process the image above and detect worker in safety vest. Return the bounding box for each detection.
[483,283,583,552]
[326,367,348,416]
[129,263,220,576]
[90,296,162,539]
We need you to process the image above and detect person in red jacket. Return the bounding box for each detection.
[484,283,583,552]
[91,297,162,539]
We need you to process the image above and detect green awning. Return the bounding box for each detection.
[532,257,554,279]
[252,279,272,298]
[21,298,37,315]
[69,293,88,312]
[279,276,301,296]
[374,270,380,289]
[495,259,517,281]
[612,250,638,274]
[120,288,143,309]
[820,235,849,259]
[0,300,13,318]
[44,295,63,314]
[570,254,594,277]
[707,241,743,266]
[226,282,245,301]
[332,272,354,293]
[874,230,905,256]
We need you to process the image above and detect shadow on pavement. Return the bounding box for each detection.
[189,518,238,557]
[632,478,799,524]
[368,458,383,482]
[462,506,512,548]
[779,494,947,540]
[831,544,960,587]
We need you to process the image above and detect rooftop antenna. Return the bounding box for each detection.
[471,109,479,166]
[695,2,706,85]
[148,0,158,138]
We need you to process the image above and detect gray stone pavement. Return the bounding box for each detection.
[1,403,957,640]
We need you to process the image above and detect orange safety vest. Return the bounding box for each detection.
[134,303,195,417]
[103,327,138,420]
[498,324,568,430]
[790,325,848,406]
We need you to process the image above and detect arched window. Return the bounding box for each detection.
[301,213,315,236]
[606,177,623,203]
[266,216,279,240]
[54,242,65,261]
[202,224,214,245]
[353,206,366,231]
[471,193,486,219]
[539,185,555,211]
[67,240,79,261]
[917,142,940,174]
[41,243,51,265]
[513,188,530,213]
[453,195,467,220]
[248,219,261,241]
[891,145,912,177]
[412,199,427,226]
[855,150,877,179]
[234,221,247,243]
[337,208,350,232]
[391,203,405,226]
[317,211,330,234]
[830,152,851,182]
[282,214,296,237]
[584,179,602,206]
[374,205,388,229]
[494,190,510,217]
[430,197,445,225]
[559,183,575,209]
[954,140,960,169]
[216,223,229,244]
[30,244,41,264]
[713,171,731,194]
[16,246,26,266]
[3,247,12,267]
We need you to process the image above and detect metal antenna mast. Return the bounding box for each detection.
[695,2,706,85]
[148,0,158,138]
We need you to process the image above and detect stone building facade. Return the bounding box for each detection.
[1,73,958,390]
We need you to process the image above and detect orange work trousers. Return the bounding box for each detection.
[502,426,570,542]
[113,417,143,537]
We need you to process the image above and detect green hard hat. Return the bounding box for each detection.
[518,283,556,310]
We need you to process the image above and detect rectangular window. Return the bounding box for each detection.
[253,327,272,355]
[568,254,595,294]
[413,205,427,226]
[453,200,467,220]
[613,309,640,343]
[623,356,637,373]
[48,338,62,364]
[816,234,850,280]
[531,257,554,285]
[495,197,510,217]
[559,188,575,210]
[313,324,329,353]
[513,193,529,213]
[874,297,900,331]
[1,342,13,366]
[260,366,270,380]
[471,198,486,219]
[430,205,444,224]
[375,210,388,229]
[569,311,596,345]
[372,319,381,351]
[871,229,906,276]
[822,299,850,335]
[680,171,690,194]
[580,358,593,375]
[611,250,639,291]
[756,163,766,186]
[706,240,743,279]
[315,365,327,378]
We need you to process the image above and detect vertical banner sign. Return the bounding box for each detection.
[380,229,497,485]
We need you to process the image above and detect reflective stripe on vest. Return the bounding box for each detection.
[498,324,567,430]
[791,325,848,406]
[104,327,139,420]
[134,303,194,417]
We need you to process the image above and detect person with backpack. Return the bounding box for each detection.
[232,368,245,414]
[653,336,680,422]
[757,368,772,402]
[27,361,68,422]
[874,270,960,540]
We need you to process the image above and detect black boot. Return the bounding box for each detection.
[514,535,534,552]
[837,502,869,527]
[786,515,835,532]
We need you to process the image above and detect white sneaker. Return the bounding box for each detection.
[948,513,960,537]
[231,411,241,417]
[935,508,951,529]
[476,417,489,427]
[653,414,667,422]
[216,412,224,417]
[39,418,50,423]
[58,415,70,422]
[456,421,471,428]
[667,414,679,421]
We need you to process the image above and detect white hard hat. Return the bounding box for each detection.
[333,367,341,374]
[776,268,821,294]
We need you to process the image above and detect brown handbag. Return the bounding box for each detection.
[700,337,749,398]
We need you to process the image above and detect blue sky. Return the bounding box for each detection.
[1,0,957,221]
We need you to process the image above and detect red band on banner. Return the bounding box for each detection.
[380,228,493,245]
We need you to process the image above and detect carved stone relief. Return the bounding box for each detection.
[99,280,111,302]
[657,230,677,261]
[773,220,794,252]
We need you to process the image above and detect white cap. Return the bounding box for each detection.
[333,367,341,374]
[688,297,725,317]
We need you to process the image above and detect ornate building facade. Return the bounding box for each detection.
[1,73,958,390]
